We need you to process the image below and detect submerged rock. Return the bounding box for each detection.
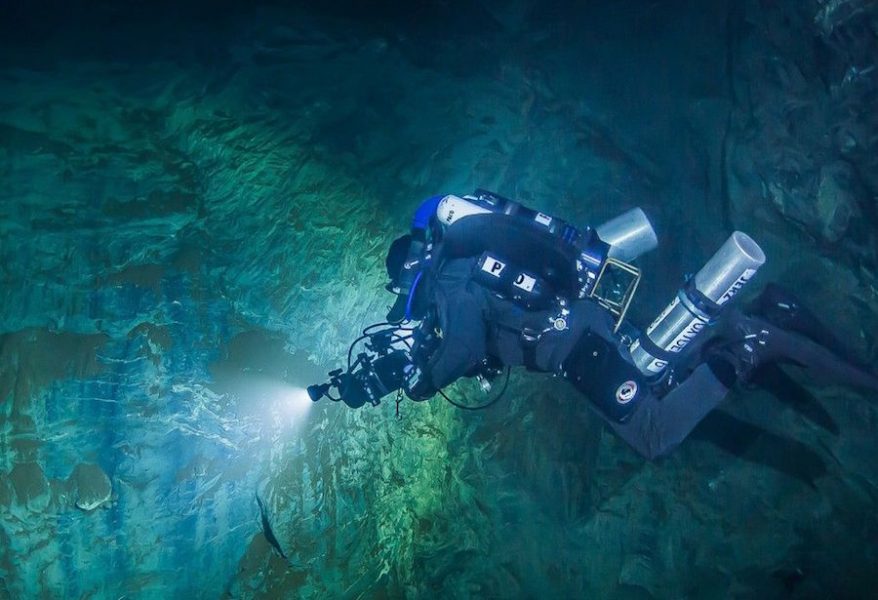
[815,160,861,243]
[618,552,659,596]
[8,462,51,513]
[729,0,878,262]
[69,463,112,512]
[0,472,13,511]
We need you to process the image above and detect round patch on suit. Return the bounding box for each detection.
[615,380,638,404]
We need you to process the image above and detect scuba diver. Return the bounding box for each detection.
[309,190,878,459]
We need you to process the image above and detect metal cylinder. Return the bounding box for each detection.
[629,231,766,377]
[693,231,766,306]
[595,207,658,262]
[436,194,495,226]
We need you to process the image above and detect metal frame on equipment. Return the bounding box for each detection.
[589,257,641,333]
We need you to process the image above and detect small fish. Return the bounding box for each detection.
[255,493,287,560]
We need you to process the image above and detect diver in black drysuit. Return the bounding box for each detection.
[385,196,878,460]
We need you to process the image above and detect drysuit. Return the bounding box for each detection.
[390,199,878,459]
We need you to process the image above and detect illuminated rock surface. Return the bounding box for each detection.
[0,1,876,598]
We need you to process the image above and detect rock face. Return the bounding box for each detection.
[8,463,51,513]
[726,0,878,263]
[814,161,861,243]
[0,1,877,598]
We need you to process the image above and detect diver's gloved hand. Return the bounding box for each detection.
[402,364,434,401]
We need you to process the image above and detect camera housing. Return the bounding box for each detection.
[309,343,410,409]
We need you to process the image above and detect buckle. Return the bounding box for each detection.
[520,327,541,346]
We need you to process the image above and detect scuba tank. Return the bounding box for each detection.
[629,231,767,378]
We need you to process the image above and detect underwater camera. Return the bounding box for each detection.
[309,321,512,412]
[307,326,411,409]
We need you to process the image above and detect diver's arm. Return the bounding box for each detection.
[400,195,444,279]
[403,259,489,400]
[403,302,489,400]
[387,195,445,323]
[401,316,440,401]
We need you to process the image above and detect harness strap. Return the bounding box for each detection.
[521,327,543,371]
[636,333,682,364]
[682,278,723,321]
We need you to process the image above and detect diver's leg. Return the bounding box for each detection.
[761,324,878,390]
[746,283,863,366]
[605,363,731,460]
[719,310,878,392]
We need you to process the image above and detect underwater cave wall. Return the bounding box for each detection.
[727,0,878,266]
[0,1,877,598]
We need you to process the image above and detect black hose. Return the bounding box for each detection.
[338,321,415,399]
[440,367,511,411]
